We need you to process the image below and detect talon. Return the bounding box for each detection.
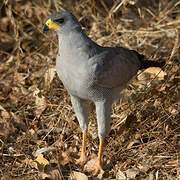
[89,139,104,176]
[88,161,104,176]
[75,153,87,165]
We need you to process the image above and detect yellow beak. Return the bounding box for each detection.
[43,19,60,32]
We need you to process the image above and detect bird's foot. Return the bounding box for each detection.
[88,161,104,176]
[75,153,87,166]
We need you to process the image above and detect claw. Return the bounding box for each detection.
[88,160,104,176]
[75,153,87,165]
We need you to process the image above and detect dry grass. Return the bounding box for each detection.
[0,0,179,179]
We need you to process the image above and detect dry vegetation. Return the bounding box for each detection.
[0,0,180,179]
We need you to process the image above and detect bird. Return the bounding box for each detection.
[42,11,164,175]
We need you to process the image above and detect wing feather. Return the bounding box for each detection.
[89,47,140,89]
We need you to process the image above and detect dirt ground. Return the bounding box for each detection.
[0,0,179,179]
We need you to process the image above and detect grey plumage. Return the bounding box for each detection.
[43,11,164,139]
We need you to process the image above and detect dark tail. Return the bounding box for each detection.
[131,50,165,70]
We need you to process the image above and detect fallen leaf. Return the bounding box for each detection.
[127,140,140,149]
[84,155,104,178]
[69,171,88,180]
[35,105,46,118]
[116,170,126,180]
[0,107,15,137]
[147,172,154,180]
[154,99,161,107]
[0,105,6,111]
[168,107,179,115]
[84,156,97,172]
[35,153,49,166]
[0,17,9,32]
[125,167,140,179]
[34,153,49,171]
[11,112,27,131]
[59,151,72,166]
[41,172,50,179]
[138,67,167,81]
[33,88,47,118]
[41,169,62,180]
[44,68,56,88]
[29,159,38,170]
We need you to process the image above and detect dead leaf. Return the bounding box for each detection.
[127,140,140,149]
[168,107,179,115]
[35,153,49,166]
[59,151,72,166]
[0,17,9,32]
[44,68,56,88]
[116,170,126,180]
[125,167,140,179]
[0,107,15,137]
[34,153,49,172]
[1,109,10,119]
[84,155,105,178]
[41,172,50,179]
[33,88,47,118]
[138,67,167,81]
[11,112,27,131]
[41,169,62,180]
[84,156,97,172]
[0,105,6,111]
[69,171,88,180]
[29,159,38,170]
[154,99,161,107]
[35,105,47,118]
[147,172,154,180]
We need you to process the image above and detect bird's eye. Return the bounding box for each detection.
[55,18,64,24]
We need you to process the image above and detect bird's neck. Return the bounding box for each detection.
[57,28,99,56]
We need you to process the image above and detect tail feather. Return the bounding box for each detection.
[131,50,165,70]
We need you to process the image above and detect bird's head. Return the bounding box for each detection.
[42,11,81,34]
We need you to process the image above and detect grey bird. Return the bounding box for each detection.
[42,11,164,175]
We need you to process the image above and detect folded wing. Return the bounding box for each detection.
[89,47,141,89]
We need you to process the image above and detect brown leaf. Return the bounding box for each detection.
[125,167,140,179]
[138,67,167,81]
[0,17,9,32]
[0,107,15,137]
[33,88,47,118]
[127,140,140,149]
[154,99,161,107]
[59,151,73,166]
[116,170,126,180]
[41,169,62,180]
[44,68,56,88]
[31,153,49,172]
[11,112,27,131]
[84,156,97,172]
[35,105,47,118]
[147,172,154,180]
[35,153,49,166]
[29,159,38,170]
[69,171,88,180]
[168,107,179,115]
[84,155,105,178]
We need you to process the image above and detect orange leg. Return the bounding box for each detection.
[98,139,103,165]
[76,131,87,165]
[89,139,104,176]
